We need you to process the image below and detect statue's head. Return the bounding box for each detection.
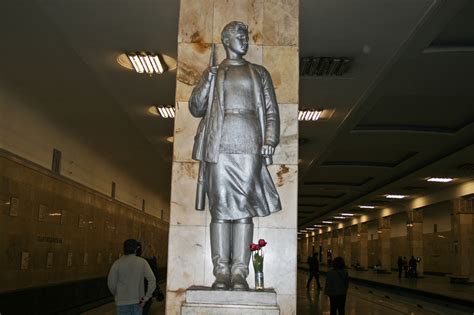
[221,21,249,56]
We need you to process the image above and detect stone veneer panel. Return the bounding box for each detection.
[169,162,208,226]
[178,0,214,43]
[263,46,299,104]
[263,0,298,46]
[167,225,207,291]
[213,0,264,45]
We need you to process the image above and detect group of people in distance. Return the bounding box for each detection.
[307,253,349,315]
[397,255,419,278]
[107,239,164,315]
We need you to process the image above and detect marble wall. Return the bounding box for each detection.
[0,154,169,293]
[167,1,299,314]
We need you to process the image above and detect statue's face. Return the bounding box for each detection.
[225,30,249,56]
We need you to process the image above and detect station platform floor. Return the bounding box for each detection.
[83,270,474,314]
[299,263,474,306]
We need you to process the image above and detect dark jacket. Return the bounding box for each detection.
[308,256,319,272]
[189,60,280,163]
[324,269,349,296]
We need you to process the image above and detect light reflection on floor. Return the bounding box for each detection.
[84,274,469,314]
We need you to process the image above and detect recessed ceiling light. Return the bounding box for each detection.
[385,194,406,199]
[155,105,175,118]
[322,220,333,224]
[358,205,375,209]
[116,53,176,73]
[341,213,354,216]
[298,109,322,121]
[427,177,453,183]
[128,52,166,74]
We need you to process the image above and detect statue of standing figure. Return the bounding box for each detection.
[189,21,281,291]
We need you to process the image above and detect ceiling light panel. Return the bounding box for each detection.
[426,177,453,183]
[385,194,406,199]
[155,105,175,118]
[127,52,167,74]
[358,205,375,209]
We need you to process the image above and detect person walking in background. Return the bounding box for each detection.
[409,256,417,278]
[402,256,408,277]
[108,239,156,315]
[324,256,349,315]
[397,256,403,278]
[306,253,322,290]
[136,242,163,315]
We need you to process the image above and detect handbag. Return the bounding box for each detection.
[153,286,165,302]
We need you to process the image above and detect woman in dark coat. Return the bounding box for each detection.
[324,256,349,315]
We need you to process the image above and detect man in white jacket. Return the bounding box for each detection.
[107,239,156,315]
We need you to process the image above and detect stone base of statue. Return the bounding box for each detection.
[181,286,280,315]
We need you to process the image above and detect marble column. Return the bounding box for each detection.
[168,1,299,314]
[407,208,423,275]
[331,230,339,258]
[322,232,328,265]
[343,227,352,268]
[357,223,368,269]
[451,198,474,281]
[378,217,391,272]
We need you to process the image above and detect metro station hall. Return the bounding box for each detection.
[0,1,473,314]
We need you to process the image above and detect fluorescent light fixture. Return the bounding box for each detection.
[127,52,167,74]
[340,213,354,216]
[427,177,453,183]
[314,224,323,227]
[334,216,346,219]
[358,205,375,209]
[298,109,323,121]
[322,220,333,224]
[155,105,175,118]
[306,227,316,230]
[385,194,406,199]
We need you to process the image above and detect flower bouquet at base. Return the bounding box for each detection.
[249,239,267,291]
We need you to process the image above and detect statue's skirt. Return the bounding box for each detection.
[207,153,282,220]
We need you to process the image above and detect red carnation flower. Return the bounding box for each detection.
[258,239,267,247]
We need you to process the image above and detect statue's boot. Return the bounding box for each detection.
[210,219,231,290]
[231,218,253,291]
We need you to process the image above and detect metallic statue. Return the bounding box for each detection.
[189,21,281,291]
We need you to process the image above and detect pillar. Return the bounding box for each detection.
[378,217,391,272]
[357,223,368,269]
[168,1,299,313]
[331,230,339,258]
[407,208,423,275]
[322,232,328,265]
[343,227,352,268]
[451,198,474,282]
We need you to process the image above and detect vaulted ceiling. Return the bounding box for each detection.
[0,0,473,227]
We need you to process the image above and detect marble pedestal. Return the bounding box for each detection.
[181,286,280,315]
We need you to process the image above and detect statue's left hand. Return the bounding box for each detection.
[261,145,275,156]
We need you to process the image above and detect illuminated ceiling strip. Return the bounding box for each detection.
[127,52,166,74]
[298,109,323,121]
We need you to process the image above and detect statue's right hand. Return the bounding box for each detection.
[207,66,218,81]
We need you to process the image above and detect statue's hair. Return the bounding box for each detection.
[221,21,248,44]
